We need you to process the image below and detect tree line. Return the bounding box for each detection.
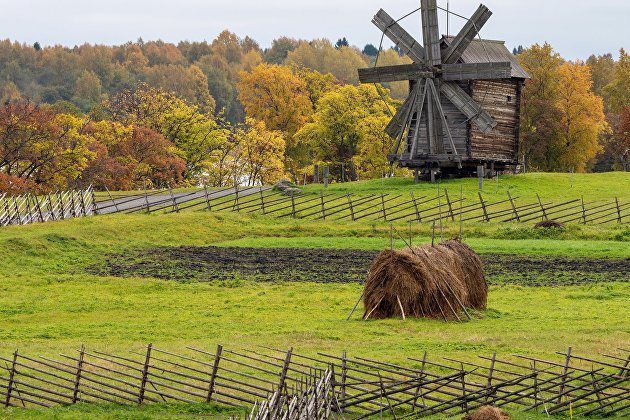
[0,32,628,193]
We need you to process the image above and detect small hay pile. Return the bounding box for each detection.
[534,219,564,229]
[462,405,510,420]
[363,240,487,320]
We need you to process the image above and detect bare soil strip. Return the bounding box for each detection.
[88,246,629,286]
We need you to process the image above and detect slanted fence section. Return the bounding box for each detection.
[0,186,96,227]
[101,186,630,226]
[1,184,628,228]
[1,345,629,418]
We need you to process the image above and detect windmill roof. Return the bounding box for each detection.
[442,37,530,79]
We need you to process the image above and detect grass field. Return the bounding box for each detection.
[1,173,629,418]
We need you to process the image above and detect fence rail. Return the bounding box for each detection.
[1,345,629,418]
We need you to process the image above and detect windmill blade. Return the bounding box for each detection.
[392,84,420,154]
[442,4,493,64]
[421,0,441,66]
[372,9,427,64]
[440,82,497,134]
[442,62,512,81]
[427,79,458,155]
[358,64,433,84]
[385,84,420,139]
[408,81,428,157]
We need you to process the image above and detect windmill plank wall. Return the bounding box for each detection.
[469,79,520,161]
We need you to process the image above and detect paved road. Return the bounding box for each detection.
[95,187,268,214]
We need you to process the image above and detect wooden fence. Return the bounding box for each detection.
[101,186,630,226]
[2,345,629,418]
[0,186,96,227]
[1,185,628,228]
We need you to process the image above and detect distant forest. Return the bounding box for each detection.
[0,32,628,192]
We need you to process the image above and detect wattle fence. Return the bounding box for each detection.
[1,345,629,418]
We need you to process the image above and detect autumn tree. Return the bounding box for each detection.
[518,43,565,170]
[555,62,605,172]
[238,64,312,177]
[235,118,286,185]
[286,39,367,84]
[294,84,396,181]
[264,37,298,64]
[0,100,95,190]
[73,70,103,110]
[604,49,630,114]
[109,84,227,179]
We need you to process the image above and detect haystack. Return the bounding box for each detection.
[363,239,486,320]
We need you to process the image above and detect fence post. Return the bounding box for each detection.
[275,348,293,410]
[341,351,347,402]
[143,181,150,213]
[478,192,489,222]
[4,350,18,407]
[104,186,119,213]
[206,345,222,402]
[323,166,329,188]
[346,193,355,221]
[259,187,266,214]
[536,193,548,221]
[615,197,622,223]
[70,190,77,218]
[486,352,496,403]
[138,343,152,404]
[444,189,455,222]
[581,196,587,224]
[90,187,98,215]
[381,193,387,221]
[57,192,65,220]
[556,346,572,405]
[33,194,45,223]
[72,345,85,404]
[291,190,296,219]
[314,164,319,184]
[233,186,240,211]
[203,183,212,211]
[320,192,326,220]
[507,191,520,222]
[78,188,87,217]
[25,195,33,224]
[411,192,421,222]
[168,184,179,213]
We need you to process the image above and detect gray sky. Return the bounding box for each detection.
[0,0,627,60]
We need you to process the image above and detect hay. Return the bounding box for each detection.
[534,219,564,228]
[440,240,488,309]
[462,405,510,420]
[363,239,487,320]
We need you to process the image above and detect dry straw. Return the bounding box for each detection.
[363,239,487,320]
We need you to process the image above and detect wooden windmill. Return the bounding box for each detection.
[358,0,529,178]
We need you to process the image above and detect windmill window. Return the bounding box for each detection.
[507,95,512,103]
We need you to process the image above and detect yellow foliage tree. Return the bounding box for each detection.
[286,39,367,84]
[236,118,286,185]
[371,49,412,100]
[555,62,606,172]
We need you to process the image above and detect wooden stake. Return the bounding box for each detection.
[206,345,222,402]
[203,182,212,211]
[72,345,85,403]
[4,350,18,407]
[536,193,547,221]
[507,190,520,222]
[396,295,406,320]
[138,343,152,404]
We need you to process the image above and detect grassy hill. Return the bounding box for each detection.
[0,173,629,418]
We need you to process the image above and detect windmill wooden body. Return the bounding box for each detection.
[358,0,529,178]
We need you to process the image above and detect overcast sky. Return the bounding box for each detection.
[0,0,627,60]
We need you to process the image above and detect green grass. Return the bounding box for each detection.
[1,172,629,417]
[303,172,630,202]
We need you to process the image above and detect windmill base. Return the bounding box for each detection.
[389,154,517,180]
